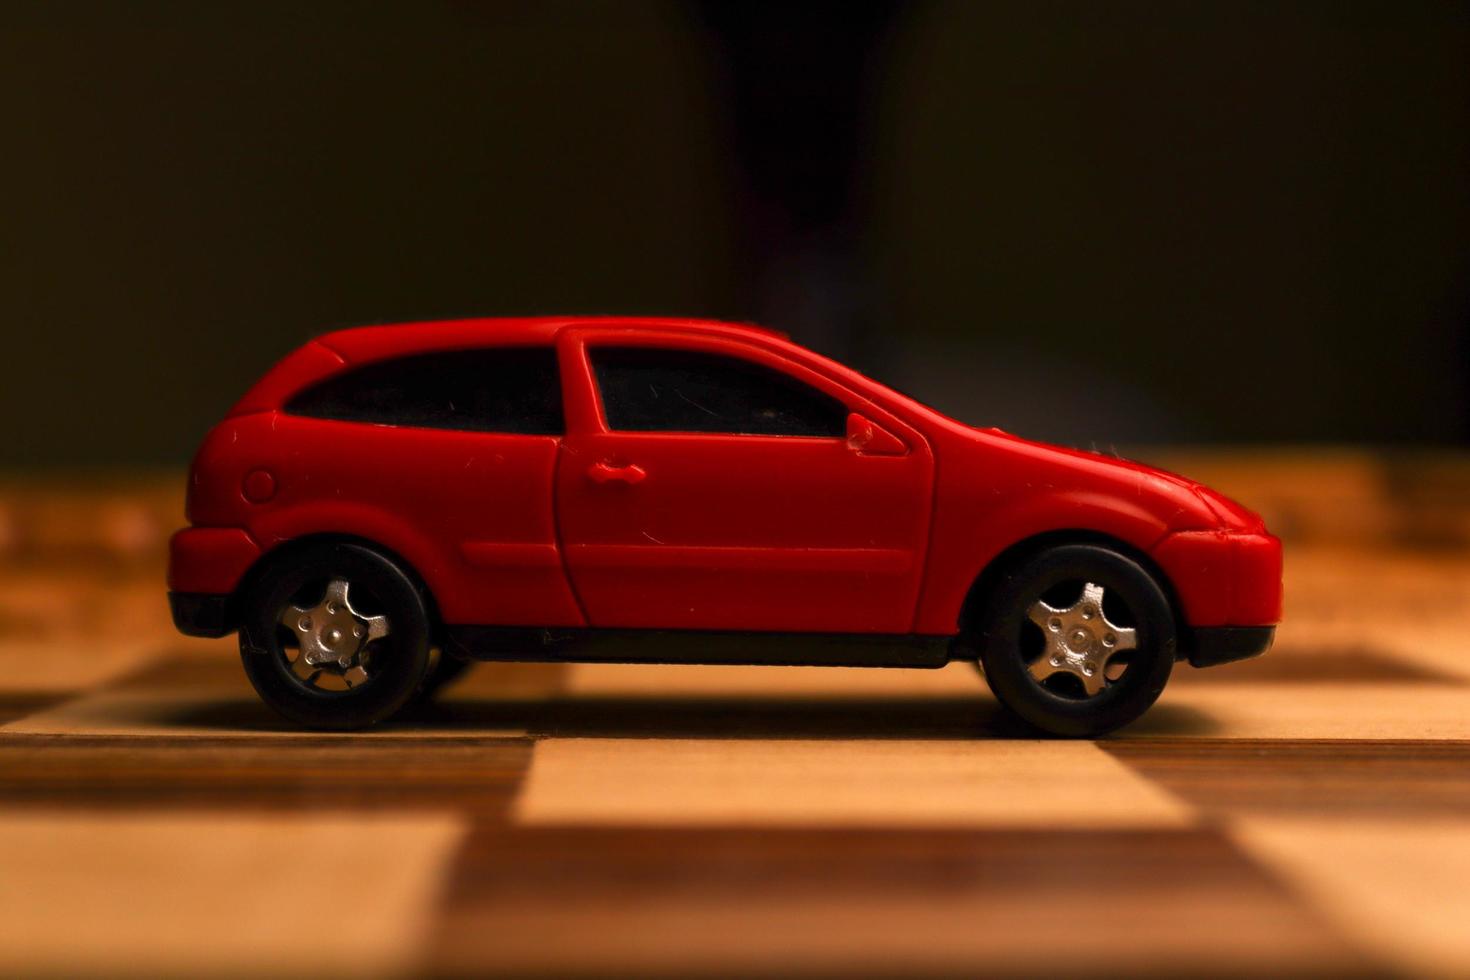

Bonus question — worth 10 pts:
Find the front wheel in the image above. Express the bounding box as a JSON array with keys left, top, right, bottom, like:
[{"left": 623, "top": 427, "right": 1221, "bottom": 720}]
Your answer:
[
  {"left": 974, "top": 544, "right": 1176, "bottom": 737},
  {"left": 238, "top": 542, "right": 433, "bottom": 730}
]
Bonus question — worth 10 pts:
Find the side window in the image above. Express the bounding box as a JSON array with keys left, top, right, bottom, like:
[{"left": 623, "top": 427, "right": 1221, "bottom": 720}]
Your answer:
[
  {"left": 590, "top": 346, "right": 847, "bottom": 437},
  {"left": 286, "top": 347, "right": 563, "bottom": 434}
]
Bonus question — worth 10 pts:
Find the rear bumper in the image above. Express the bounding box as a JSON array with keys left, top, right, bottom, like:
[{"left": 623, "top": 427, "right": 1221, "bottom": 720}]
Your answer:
[
  {"left": 1183, "top": 625, "right": 1274, "bottom": 668},
  {"left": 168, "top": 526, "right": 260, "bottom": 594},
  {"left": 169, "top": 592, "right": 235, "bottom": 638}
]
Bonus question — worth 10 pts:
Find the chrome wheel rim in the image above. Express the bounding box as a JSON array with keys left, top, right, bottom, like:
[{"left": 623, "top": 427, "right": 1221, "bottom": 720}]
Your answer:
[
  {"left": 276, "top": 577, "right": 390, "bottom": 692},
  {"left": 1024, "top": 581, "right": 1138, "bottom": 698}
]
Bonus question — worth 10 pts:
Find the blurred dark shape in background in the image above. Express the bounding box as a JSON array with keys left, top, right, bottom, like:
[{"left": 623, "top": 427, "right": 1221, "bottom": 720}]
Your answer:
[
  {"left": 1, "top": 0, "right": 1467, "bottom": 466},
  {"left": 693, "top": 0, "right": 902, "bottom": 363}
]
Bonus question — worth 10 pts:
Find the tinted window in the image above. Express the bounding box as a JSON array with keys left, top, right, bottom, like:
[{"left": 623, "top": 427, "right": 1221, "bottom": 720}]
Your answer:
[
  {"left": 591, "top": 346, "right": 846, "bottom": 436},
  {"left": 286, "top": 348, "right": 563, "bottom": 434}
]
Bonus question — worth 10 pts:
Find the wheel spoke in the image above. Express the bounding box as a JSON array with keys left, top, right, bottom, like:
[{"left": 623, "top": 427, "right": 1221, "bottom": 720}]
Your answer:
[
  {"left": 324, "top": 578, "right": 351, "bottom": 609},
  {"left": 279, "top": 603, "right": 314, "bottom": 630},
  {"left": 363, "top": 615, "right": 390, "bottom": 642},
  {"left": 1026, "top": 600, "right": 1061, "bottom": 631},
  {"left": 1028, "top": 655, "right": 1062, "bottom": 683}
]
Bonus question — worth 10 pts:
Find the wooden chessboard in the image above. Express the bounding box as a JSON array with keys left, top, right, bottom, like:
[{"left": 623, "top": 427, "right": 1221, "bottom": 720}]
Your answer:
[{"left": 2, "top": 451, "right": 1468, "bottom": 977}]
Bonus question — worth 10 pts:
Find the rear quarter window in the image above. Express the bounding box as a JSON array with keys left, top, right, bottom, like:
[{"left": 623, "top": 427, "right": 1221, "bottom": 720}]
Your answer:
[{"left": 285, "top": 347, "right": 563, "bottom": 434}]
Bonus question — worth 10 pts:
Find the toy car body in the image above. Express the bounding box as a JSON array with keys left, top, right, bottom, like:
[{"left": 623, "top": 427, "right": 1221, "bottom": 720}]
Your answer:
[{"left": 169, "top": 317, "right": 1281, "bottom": 734}]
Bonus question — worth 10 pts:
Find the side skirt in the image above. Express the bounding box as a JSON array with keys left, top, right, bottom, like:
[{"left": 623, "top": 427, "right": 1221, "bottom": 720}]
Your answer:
[{"left": 444, "top": 626, "right": 955, "bottom": 669}]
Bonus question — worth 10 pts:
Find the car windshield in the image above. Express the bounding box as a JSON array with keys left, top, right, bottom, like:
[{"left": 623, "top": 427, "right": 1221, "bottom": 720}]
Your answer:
[{"left": 798, "top": 345, "right": 979, "bottom": 430}]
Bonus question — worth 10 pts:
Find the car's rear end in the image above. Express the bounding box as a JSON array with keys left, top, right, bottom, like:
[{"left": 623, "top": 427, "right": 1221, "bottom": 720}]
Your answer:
[{"left": 167, "top": 340, "right": 346, "bottom": 638}]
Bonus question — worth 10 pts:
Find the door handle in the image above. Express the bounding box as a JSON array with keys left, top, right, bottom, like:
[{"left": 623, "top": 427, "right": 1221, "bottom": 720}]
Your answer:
[{"left": 587, "top": 460, "right": 647, "bottom": 485}]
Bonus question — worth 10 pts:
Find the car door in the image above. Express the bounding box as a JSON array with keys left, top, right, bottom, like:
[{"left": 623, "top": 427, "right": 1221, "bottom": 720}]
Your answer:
[{"left": 554, "top": 327, "right": 935, "bottom": 634}]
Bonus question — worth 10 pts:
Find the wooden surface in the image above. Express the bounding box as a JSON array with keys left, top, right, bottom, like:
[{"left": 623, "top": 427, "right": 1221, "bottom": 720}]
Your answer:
[{"left": 1, "top": 450, "right": 1469, "bottom": 977}]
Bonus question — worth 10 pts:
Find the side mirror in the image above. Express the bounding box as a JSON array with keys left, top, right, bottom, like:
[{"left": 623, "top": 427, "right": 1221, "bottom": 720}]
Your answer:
[{"left": 845, "top": 413, "right": 908, "bottom": 456}]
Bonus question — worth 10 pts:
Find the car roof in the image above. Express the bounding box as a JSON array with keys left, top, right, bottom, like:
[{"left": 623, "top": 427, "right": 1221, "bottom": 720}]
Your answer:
[
  {"left": 314, "top": 316, "right": 788, "bottom": 363},
  {"left": 227, "top": 317, "right": 792, "bottom": 416}
]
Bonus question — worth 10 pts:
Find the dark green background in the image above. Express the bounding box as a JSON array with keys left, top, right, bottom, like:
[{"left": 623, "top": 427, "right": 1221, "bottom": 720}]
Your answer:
[{"left": 3, "top": 1, "right": 1467, "bottom": 465}]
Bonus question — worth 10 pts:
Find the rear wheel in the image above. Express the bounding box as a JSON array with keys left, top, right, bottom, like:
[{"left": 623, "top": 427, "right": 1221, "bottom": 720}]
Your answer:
[
  {"left": 238, "top": 542, "right": 432, "bottom": 730},
  {"left": 973, "top": 544, "right": 1175, "bottom": 737}
]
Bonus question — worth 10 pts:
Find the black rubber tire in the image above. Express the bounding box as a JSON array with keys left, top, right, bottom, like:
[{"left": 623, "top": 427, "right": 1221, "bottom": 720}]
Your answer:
[
  {"left": 415, "top": 648, "right": 474, "bottom": 701},
  {"left": 238, "top": 541, "right": 433, "bottom": 730},
  {"left": 974, "top": 544, "right": 1175, "bottom": 737}
]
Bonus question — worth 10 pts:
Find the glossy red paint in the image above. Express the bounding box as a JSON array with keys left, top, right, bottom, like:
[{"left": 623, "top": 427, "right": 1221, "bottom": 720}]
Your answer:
[
  {"left": 167, "top": 526, "right": 259, "bottom": 595},
  {"left": 1153, "top": 529, "right": 1284, "bottom": 626},
  {"left": 553, "top": 326, "right": 934, "bottom": 632},
  {"left": 171, "top": 316, "right": 1282, "bottom": 641}
]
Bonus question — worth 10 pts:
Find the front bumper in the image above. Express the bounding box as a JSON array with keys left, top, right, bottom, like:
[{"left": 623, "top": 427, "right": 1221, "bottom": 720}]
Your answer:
[
  {"left": 1151, "top": 529, "right": 1283, "bottom": 627},
  {"left": 1182, "top": 625, "right": 1274, "bottom": 668},
  {"left": 169, "top": 592, "right": 235, "bottom": 638}
]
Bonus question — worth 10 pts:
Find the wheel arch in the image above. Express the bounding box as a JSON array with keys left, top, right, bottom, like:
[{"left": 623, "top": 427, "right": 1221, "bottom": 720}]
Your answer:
[{"left": 955, "top": 529, "right": 1186, "bottom": 647}]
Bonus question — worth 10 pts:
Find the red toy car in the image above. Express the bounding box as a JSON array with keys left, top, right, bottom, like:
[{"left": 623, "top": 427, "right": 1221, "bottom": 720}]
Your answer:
[{"left": 169, "top": 317, "right": 1281, "bottom": 735}]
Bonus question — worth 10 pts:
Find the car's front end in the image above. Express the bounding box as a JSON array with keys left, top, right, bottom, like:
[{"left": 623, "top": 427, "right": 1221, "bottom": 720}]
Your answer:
[
  {"left": 916, "top": 423, "right": 1284, "bottom": 672},
  {"left": 1151, "top": 508, "right": 1282, "bottom": 667}
]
